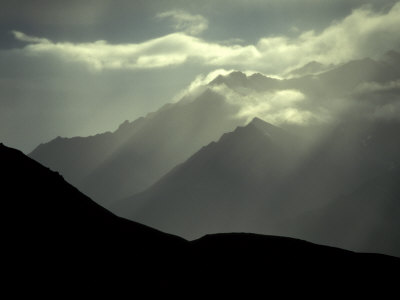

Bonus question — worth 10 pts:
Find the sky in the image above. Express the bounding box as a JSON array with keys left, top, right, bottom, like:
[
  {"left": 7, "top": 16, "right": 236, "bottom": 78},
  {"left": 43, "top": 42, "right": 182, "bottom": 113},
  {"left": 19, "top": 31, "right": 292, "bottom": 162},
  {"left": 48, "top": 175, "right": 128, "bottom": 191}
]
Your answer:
[{"left": 1, "top": 0, "right": 400, "bottom": 153}]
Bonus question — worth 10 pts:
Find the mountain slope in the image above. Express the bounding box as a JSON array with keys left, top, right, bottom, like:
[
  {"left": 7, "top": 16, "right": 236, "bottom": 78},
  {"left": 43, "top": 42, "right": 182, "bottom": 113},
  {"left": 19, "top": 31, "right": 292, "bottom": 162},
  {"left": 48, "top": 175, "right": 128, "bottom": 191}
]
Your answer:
[
  {"left": 190, "top": 233, "right": 398, "bottom": 290},
  {"left": 30, "top": 89, "right": 245, "bottom": 205},
  {"left": 1, "top": 143, "right": 186, "bottom": 254},
  {"left": 299, "top": 168, "right": 400, "bottom": 255},
  {"left": 113, "top": 118, "right": 304, "bottom": 238},
  {"left": 29, "top": 55, "right": 400, "bottom": 209},
  {"left": 1, "top": 142, "right": 189, "bottom": 292},
  {"left": 114, "top": 118, "right": 400, "bottom": 256},
  {"left": 1, "top": 143, "right": 399, "bottom": 294},
  {"left": 28, "top": 116, "right": 147, "bottom": 186}
]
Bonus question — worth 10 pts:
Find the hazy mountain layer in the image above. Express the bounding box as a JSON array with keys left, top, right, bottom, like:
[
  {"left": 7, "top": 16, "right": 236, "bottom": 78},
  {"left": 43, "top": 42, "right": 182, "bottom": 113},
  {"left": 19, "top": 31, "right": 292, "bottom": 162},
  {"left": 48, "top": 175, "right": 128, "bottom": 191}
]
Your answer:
[
  {"left": 29, "top": 54, "right": 400, "bottom": 208},
  {"left": 113, "top": 118, "right": 303, "bottom": 235},
  {"left": 115, "top": 118, "right": 400, "bottom": 256},
  {"left": 30, "top": 89, "right": 245, "bottom": 205}
]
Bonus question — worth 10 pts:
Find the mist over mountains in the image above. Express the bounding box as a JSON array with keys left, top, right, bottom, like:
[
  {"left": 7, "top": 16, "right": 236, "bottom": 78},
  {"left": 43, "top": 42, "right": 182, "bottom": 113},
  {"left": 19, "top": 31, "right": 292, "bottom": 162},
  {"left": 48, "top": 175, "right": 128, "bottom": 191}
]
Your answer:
[
  {"left": 30, "top": 89, "right": 245, "bottom": 204},
  {"left": 29, "top": 52, "right": 400, "bottom": 256},
  {"left": 115, "top": 117, "right": 400, "bottom": 255}
]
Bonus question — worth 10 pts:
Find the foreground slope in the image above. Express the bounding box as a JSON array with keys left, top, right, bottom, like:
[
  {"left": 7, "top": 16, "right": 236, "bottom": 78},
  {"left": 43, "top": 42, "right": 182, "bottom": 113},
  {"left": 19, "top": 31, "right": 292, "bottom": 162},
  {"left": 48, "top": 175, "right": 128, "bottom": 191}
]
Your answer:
[
  {"left": 1, "top": 143, "right": 187, "bottom": 287},
  {"left": 1, "top": 143, "right": 399, "bottom": 293}
]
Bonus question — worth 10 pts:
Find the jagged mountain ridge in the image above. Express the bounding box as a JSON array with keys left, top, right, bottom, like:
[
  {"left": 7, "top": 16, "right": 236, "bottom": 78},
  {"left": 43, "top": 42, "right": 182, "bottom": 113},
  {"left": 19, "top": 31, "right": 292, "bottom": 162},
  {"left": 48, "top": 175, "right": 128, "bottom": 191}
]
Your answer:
[
  {"left": 28, "top": 116, "right": 147, "bottom": 183},
  {"left": 30, "top": 89, "right": 245, "bottom": 205},
  {"left": 29, "top": 54, "right": 400, "bottom": 207}
]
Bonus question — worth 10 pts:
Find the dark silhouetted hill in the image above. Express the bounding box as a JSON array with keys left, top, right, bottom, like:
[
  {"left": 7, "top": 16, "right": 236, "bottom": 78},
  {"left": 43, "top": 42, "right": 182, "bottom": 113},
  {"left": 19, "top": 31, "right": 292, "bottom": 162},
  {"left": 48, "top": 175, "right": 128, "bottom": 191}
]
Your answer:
[
  {"left": 2, "top": 142, "right": 187, "bottom": 293},
  {"left": 190, "top": 233, "right": 398, "bottom": 290},
  {"left": 1, "top": 143, "right": 399, "bottom": 295}
]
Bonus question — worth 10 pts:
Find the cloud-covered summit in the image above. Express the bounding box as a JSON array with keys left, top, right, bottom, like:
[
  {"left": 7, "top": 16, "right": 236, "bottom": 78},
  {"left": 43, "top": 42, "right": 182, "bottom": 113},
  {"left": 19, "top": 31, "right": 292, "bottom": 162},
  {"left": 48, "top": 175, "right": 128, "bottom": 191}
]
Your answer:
[{"left": 191, "top": 54, "right": 400, "bottom": 126}]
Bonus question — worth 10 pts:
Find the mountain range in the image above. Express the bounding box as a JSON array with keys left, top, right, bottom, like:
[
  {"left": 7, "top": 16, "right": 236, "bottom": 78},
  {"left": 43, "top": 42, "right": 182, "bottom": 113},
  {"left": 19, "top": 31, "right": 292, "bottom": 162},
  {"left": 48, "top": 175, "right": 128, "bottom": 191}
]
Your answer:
[
  {"left": 30, "top": 89, "right": 245, "bottom": 205},
  {"left": 2, "top": 143, "right": 399, "bottom": 295},
  {"left": 30, "top": 54, "right": 400, "bottom": 203},
  {"left": 28, "top": 52, "right": 400, "bottom": 257},
  {"left": 115, "top": 117, "right": 400, "bottom": 255}
]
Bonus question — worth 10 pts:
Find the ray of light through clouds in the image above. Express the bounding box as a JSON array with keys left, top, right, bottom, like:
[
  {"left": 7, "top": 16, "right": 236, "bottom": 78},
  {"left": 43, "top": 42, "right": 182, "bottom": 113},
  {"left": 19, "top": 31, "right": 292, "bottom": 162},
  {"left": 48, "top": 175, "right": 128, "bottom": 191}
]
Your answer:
[{"left": 1, "top": 0, "right": 400, "bottom": 152}]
